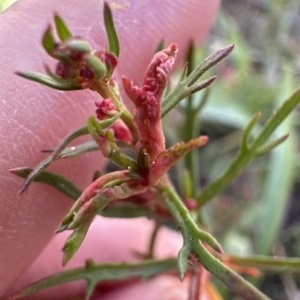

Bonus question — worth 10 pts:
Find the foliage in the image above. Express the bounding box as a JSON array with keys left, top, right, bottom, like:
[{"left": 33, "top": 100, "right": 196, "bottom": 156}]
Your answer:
[{"left": 7, "top": 2, "right": 300, "bottom": 300}]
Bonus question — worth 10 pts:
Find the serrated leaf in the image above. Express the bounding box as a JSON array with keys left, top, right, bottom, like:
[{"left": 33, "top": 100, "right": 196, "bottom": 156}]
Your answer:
[
  {"left": 54, "top": 14, "right": 73, "bottom": 41},
  {"left": 103, "top": 1, "right": 120, "bottom": 57}
]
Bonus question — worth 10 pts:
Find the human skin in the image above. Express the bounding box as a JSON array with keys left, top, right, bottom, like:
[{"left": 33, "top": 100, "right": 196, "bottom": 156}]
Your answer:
[{"left": 0, "top": 0, "right": 219, "bottom": 298}]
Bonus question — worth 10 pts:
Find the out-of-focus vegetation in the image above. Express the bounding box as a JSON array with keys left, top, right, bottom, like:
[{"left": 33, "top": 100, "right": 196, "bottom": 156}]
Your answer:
[{"left": 189, "top": 1, "right": 300, "bottom": 299}]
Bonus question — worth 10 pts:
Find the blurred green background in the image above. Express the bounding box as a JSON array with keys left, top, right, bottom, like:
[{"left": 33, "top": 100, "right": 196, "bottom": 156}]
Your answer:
[{"left": 185, "top": 1, "right": 300, "bottom": 299}]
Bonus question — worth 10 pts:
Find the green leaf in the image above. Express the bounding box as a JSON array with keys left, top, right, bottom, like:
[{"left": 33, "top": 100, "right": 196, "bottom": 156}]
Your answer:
[
  {"left": 162, "top": 44, "right": 234, "bottom": 117},
  {"left": 10, "top": 167, "right": 82, "bottom": 200},
  {"left": 103, "top": 1, "right": 120, "bottom": 57},
  {"left": 65, "top": 39, "right": 92, "bottom": 53},
  {"left": 7, "top": 259, "right": 177, "bottom": 300},
  {"left": 10, "top": 167, "right": 156, "bottom": 220},
  {"left": 54, "top": 14, "right": 73, "bottom": 42},
  {"left": 241, "top": 112, "right": 261, "bottom": 150},
  {"left": 255, "top": 133, "right": 289, "bottom": 156},
  {"left": 62, "top": 222, "right": 91, "bottom": 266},
  {"left": 42, "top": 25, "right": 57, "bottom": 57},
  {"left": 86, "top": 55, "right": 107, "bottom": 80},
  {"left": 60, "top": 140, "right": 99, "bottom": 159},
  {"left": 185, "top": 76, "right": 217, "bottom": 96},
  {"left": 16, "top": 71, "right": 83, "bottom": 91},
  {"left": 177, "top": 244, "right": 190, "bottom": 280},
  {"left": 15, "top": 125, "right": 89, "bottom": 195}
]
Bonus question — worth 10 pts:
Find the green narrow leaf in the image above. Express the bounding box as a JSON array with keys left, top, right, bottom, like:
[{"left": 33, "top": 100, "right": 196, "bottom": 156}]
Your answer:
[
  {"left": 241, "top": 112, "right": 262, "bottom": 150},
  {"left": 44, "top": 65, "right": 65, "bottom": 81},
  {"left": 15, "top": 125, "right": 89, "bottom": 195},
  {"left": 10, "top": 167, "right": 82, "bottom": 200},
  {"left": 162, "top": 44, "right": 234, "bottom": 117},
  {"left": 42, "top": 25, "right": 57, "bottom": 57},
  {"left": 62, "top": 222, "right": 92, "bottom": 266},
  {"left": 255, "top": 133, "right": 289, "bottom": 156},
  {"left": 61, "top": 141, "right": 99, "bottom": 159},
  {"left": 54, "top": 14, "right": 73, "bottom": 42},
  {"left": 177, "top": 244, "right": 190, "bottom": 280},
  {"left": 86, "top": 279, "right": 97, "bottom": 300},
  {"left": 185, "top": 76, "right": 217, "bottom": 96},
  {"left": 103, "top": 1, "right": 120, "bottom": 57},
  {"left": 16, "top": 71, "right": 83, "bottom": 91}
]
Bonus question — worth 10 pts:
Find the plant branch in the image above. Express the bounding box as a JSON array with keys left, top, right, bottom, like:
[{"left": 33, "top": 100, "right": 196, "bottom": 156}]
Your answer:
[
  {"left": 196, "top": 88, "right": 300, "bottom": 206},
  {"left": 7, "top": 258, "right": 177, "bottom": 300},
  {"left": 158, "top": 177, "right": 270, "bottom": 300}
]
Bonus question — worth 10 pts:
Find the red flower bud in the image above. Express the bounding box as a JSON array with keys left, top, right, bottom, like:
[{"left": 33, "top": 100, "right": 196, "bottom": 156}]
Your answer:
[
  {"left": 122, "top": 44, "right": 178, "bottom": 161},
  {"left": 95, "top": 98, "right": 118, "bottom": 120}
]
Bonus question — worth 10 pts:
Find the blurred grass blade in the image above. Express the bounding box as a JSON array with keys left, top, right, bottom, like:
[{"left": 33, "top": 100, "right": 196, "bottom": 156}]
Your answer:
[
  {"left": 255, "top": 66, "right": 296, "bottom": 255},
  {"left": 8, "top": 259, "right": 177, "bottom": 300},
  {"left": 103, "top": 1, "right": 120, "bottom": 57},
  {"left": 224, "top": 254, "right": 300, "bottom": 273},
  {"left": 54, "top": 14, "right": 73, "bottom": 41}
]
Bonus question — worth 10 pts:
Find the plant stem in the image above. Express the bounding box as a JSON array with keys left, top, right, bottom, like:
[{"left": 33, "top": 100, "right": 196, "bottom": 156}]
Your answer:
[
  {"left": 158, "top": 176, "right": 270, "bottom": 300},
  {"left": 196, "top": 88, "right": 300, "bottom": 206}
]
